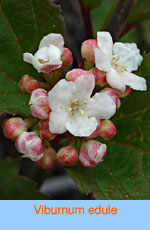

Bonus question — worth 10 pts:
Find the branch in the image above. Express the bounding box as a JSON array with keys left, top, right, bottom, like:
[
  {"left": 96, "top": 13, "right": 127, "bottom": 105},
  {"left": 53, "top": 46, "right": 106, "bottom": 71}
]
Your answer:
[
  {"left": 79, "top": 0, "right": 93, "bottom": 38},
  {"left": 106, "top": 0, "right": 137, "bottom": 41}
]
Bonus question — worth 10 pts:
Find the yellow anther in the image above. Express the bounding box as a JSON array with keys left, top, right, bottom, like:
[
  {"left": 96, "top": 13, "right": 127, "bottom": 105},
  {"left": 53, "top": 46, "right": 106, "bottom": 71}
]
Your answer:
[
  {"left": 112, "top": 63, "right": 118, "bottom": 68},
  {"left": 38, "top": 59, "right": 49, "bottom": 64},
  {"left": 112, "top": 56, "right": 120, "bottom": 61},
  {"left": 72, "top": 99, "right": 79, "bottom": 104},
  {"left": 78, "top": 109, "right": 84, "bottom": 115},
  {"left": 82, "top": 100, "right": 87, "bottom": 105},
  {"left": 118, "top": 64, "right": 125, "bottom": 72},
  {"left": 68, "top": 98, "right": 87, "bottom": 117},
  {"left": 68, "top": 107, "right": 72, "bottom": 112}
]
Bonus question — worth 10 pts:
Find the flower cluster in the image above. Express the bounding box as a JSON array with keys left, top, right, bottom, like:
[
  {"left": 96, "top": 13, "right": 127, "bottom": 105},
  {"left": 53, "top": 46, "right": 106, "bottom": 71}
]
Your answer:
[{"left": 2, "top": 32, "right": 147, "bottom": 169}]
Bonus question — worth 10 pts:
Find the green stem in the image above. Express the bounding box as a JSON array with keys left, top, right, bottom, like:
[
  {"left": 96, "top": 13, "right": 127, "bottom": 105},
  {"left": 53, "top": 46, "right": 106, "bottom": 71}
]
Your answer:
[
  {"left": 43, "top": 69, "right": 63, "bottom": 89},
  {"left": 25, "top": 117, "right": 39, "bottom": 129}
]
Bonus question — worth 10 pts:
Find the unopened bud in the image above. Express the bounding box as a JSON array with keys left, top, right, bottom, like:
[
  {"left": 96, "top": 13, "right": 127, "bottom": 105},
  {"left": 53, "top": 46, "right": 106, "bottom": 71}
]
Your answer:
[
  {"left": 39, "top": 119, "right": 57, "bottom": 141},
  {"left": 66, "top": 68, "right": 91, "bottom": 81},
  {"left": 29, "top": 89, "right": 51, "bottom": 120},
  {"left": 101, "top": 88, "right": 121, "bottom": 110},
  {"left": 87, "top": 119, "right": 102, "bottom": 138},
  {"left": 79, "top": 140, "right": 107, "bottom": 168},
  {"left": 61, "top": 48, "right": 73, "bottom": 69},
  {"left": 2, "top": 117, "right": 27, "bottom": 141},
  {"left": 115, "top": 86, "right": 132, "bottom": 98},
  {"left": 89, "top": 67, "right": 106, "bottom": 87},
  {"left": 36, "top": 142, "right": 57, "bottom": 169},
  {"left": 18, "top": 75, "right": 40, "bottom": 94},
  {"left": 81, "top": 39, "right": 98, "bottom": 69},
  {"left": 15, "top": 131, "right": 43, "bottom": 161},
  {"left": 99, "top": 120, "right": 116, "bottom": 140},
  {"left": 57, "top": 146, "right": 78, "bottom": 166}
]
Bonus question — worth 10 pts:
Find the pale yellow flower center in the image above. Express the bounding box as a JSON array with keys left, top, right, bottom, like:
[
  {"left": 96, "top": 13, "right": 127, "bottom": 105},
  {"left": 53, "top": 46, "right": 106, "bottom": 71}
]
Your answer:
[
  {"left": 111, "top": 55, "right": 125, "bottom": 72},
  {"left": 38, "top": 59, "right": 49, "bottom": 64},
  {"left": 68, "top": 99, "right": 87, "bottom": 117}
]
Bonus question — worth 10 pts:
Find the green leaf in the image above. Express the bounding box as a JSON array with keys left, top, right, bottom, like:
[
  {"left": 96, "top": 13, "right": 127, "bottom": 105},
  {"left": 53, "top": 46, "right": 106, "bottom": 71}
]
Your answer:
[
  {"left": 0, "top": 0, "right": 64, "bottom": 115},
  {"left": 81, "top": 0, "right": 102, "bottom": 10},
  {"left": 0, "top": 73, "right": 31, "bottom": 115},
  {"left": 66, "top": 53, "right": 150, "bottom": 200},
  {"left": 0, "top": 158, "right": 48, "bottom": 199}
]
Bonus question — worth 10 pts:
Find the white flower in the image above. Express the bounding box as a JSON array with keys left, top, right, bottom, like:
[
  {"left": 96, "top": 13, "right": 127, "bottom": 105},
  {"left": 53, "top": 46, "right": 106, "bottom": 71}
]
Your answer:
[
  {"left": 23, "top": 33, "right": 64, "bottom": 73},
  {"left": 48, "top": 73, "right": 116, "bottom": 137},
  {"left": 94, "top": 31, "right": 147, "bottom": 92}
]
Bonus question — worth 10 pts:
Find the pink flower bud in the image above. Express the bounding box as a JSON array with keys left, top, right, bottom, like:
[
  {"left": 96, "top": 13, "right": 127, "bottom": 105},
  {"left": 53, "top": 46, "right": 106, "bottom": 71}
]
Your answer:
[
  {"left": 39, "top": 119, "right": 57, "bottom": 141},
  {"left": 89, "top": 67, "right": 106, "bottom": 87},
  {"left": 99, "top": 120, "right": 116, "bottom": 140},
  {"left": 15, "top": 131, "right": 43, "bottom": 161},
  {"left": 29, "top": 89, "right": 51, "bottom": 120},
  {"left": 36, "top": 142, "right": 56, "bottom": 169},
  {"left": 115, "top": 86, "right": 132, "bottom": 98},
  {"left": 61, "top": 48, "right": 73, "bottom": 69},
  {"left": 57, "top": 146, "right": 78, "bottom": 166},
  {"left": 65, "top": 68, "right": 91, "bottom": 81},
  {"left": 2, "top": 117, "right": 27, "bottom": 141},
  {"left": 18, "top": 75, "right": 40, "bottom": 94},
  {"left": 87, "top": 119, "right": 102, "bottom": 138},
  {"left": 81, "top": 39, "right": 98, "bottom": 63},
  {"left": 79, "top": 140, "right": 107, "bottom": 168},
  {"left": 101, "top": 88, "right": 121, "bottom": 110}
]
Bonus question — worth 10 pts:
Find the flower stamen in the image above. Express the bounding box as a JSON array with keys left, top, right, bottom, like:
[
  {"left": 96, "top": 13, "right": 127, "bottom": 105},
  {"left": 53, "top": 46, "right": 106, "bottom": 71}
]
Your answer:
[
  {"left": 112, "top": 56, "right": 120, "bottom": 62},
  {"left": 78, "top": 109, "right": 84, "bottom": 115},
  {"left": 68, "top": 99, "right": 86, "bottom": 117},
  {"left": 118, "top": 64, "right": 125, "bottom": 72},
  {"left": 38, "top": 59, "right": 49, "bottom": 64},
  {"left": 111, "top": 55, "right": 125, "bottom": 73}
]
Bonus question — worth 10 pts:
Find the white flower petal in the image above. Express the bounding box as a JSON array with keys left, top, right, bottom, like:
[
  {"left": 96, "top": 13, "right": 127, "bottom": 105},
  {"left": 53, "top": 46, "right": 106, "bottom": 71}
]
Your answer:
[
  {"left": 113, "top": 42, "right": 143, "bottom": 72},
  {"left": 95, "top": 48, "right": 111, "bottom": 72},
  {"left": 66, "top": 116, "right": 98, "bottom": 137},
  {"left": 23, "top": 53, "right": 41, "bottom": 72},
  {"left": 47, "top": 45, "right": 62, "bottom": 65},
  {"left": 97, "top": 31, "right": 113, "bottom": 57},
  {"left": 120, "top": 71, "right": 147, "bottom": 91},
  {"left": 39, "top": 33, "right": 64, "bottom": 54},
  {"left": 86, "top": 91, "right": 116, "bottom": 119},
  {"left": 106, "top": 68, "right": 126, "bottom": 92},
  {"left": 48, "top": 79, "right": 76, "bottom": 111},
  {"left": 74, "top": 74, "right": 95, "bottom": 100},
  {"left": 49, "top": 111, "right": 68, "bottom": 134},
  {"left": 34, "top": 47, "right": 49, "bottom": 61}
]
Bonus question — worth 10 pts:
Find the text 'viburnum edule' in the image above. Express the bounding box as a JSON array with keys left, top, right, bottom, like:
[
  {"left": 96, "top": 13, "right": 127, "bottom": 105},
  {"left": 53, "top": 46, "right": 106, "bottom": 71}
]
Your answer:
[{"left": 2, "top": 32, "right": 147, "bottom": 169}]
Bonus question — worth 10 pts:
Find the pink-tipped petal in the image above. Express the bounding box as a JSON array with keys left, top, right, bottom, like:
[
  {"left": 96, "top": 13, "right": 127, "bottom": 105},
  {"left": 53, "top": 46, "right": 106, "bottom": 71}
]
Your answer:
[
  {"left": 15, "top": 131, "right": 43, "bottom": 161},
  {"left": 99, "top": 120, "right": 116, "bottom": 140},
  {"left": 79, "top": 140, "right": 107, "bottom": 167},
  {"left": 2, "top": 117, "right": 27, "bottom": 141},
  {"left": 57, "top": 146, "right": 78, "bottom": 166},
  {"left": 39, "top": 119, "right": 57, "bottom": 141},
  {"left": 36, "top": 142, "right": 57, "bottom": 169}
]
